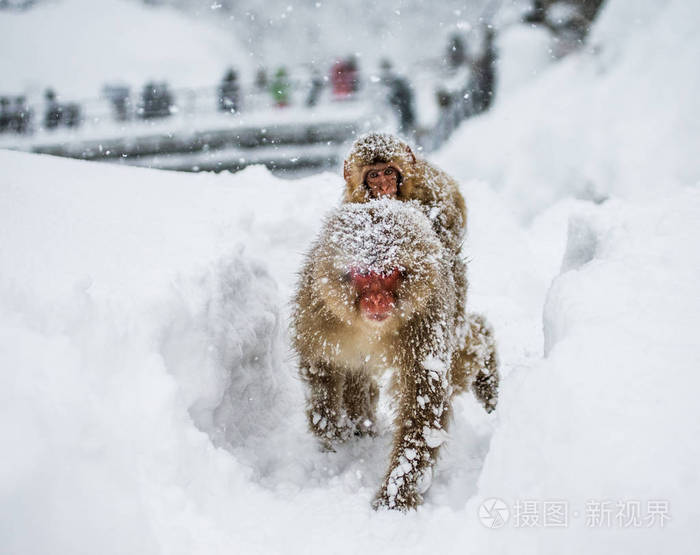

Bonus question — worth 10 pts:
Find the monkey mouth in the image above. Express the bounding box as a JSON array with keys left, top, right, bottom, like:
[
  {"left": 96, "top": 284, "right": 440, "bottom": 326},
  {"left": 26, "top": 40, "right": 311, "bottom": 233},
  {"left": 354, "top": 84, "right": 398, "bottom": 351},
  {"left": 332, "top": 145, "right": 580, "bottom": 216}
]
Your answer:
[
  {"left": 359, "top": 294, "right": 396, "bottom": 323},
  {"left": 360, "top": 303, "right": 395, "bottom": 323},
  {"left": 365, "top": 311, "right": 391, "bottom": 322}
]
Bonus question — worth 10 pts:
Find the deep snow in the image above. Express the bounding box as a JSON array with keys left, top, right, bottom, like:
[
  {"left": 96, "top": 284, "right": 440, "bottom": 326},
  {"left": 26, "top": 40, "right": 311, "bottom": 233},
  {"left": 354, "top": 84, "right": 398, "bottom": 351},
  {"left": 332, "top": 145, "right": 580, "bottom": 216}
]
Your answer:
[{"left": 1, "top": 0, "right": 699, "bottom": 553}]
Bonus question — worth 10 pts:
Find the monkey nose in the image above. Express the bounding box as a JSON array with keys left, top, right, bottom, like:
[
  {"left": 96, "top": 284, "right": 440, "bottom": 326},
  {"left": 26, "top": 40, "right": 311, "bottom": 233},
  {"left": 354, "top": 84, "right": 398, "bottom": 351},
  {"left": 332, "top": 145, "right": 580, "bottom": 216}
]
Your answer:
[
  {"left": 378, "top": 182, "right": 397, "bottom": 195},
  {"left": 367, "top": 292, "right": 394, "bottom": 311}
]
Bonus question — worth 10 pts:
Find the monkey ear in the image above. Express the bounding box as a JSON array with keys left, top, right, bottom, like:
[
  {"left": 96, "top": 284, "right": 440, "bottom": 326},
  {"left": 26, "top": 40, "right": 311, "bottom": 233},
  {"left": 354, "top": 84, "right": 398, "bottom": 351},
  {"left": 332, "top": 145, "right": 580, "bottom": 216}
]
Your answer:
[
  {"left": 405, "top": 145, "right": 417, "bottom": 164},
  {"left": 343, "top": 160, "right": 351, "bottom": 181}
]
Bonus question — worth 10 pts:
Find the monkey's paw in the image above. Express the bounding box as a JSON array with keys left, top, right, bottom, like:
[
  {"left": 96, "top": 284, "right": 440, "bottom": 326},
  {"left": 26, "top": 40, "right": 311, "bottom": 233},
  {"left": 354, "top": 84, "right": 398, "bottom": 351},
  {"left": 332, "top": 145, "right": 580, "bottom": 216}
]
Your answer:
[
  {"left": 372, "top": 480, "right": 422, "bottom": 512},
  {"left": 351, "top": 417, "right": 377, "bottom": 438},
  {"left": 473, "top": 370, "right": 499, "bottom": 414},
  {"left": 307, "top": 409, "right": 353, "bottom": 447}
]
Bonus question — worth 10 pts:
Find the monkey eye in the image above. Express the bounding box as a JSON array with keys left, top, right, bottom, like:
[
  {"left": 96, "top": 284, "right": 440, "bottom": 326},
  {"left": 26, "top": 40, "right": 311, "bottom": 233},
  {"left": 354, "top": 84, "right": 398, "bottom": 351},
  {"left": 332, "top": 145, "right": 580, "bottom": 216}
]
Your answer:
[
  {"left": 367, "top": 171, "right": 379, "bottom": 179},
  {"left": 384, "top": 168, "right": 395, "bottom": 176}
]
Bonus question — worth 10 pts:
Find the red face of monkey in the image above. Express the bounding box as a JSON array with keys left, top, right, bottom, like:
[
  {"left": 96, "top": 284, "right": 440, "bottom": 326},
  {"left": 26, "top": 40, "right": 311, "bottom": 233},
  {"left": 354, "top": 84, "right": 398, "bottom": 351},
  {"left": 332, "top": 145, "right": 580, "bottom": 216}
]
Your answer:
[
  {"left": 349, "top": 268, "right": 403, "bottom": 322},
  {"left": 364, "top": 163, "right": 400, "bottom": 199}
]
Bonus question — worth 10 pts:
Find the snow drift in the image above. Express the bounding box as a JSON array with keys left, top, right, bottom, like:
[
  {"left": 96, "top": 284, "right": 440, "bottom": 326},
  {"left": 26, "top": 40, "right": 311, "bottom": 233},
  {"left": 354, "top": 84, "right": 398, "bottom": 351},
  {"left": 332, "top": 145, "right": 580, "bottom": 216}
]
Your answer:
[{"left": 438, "top": 0, "right": 700, "bottom": 222}]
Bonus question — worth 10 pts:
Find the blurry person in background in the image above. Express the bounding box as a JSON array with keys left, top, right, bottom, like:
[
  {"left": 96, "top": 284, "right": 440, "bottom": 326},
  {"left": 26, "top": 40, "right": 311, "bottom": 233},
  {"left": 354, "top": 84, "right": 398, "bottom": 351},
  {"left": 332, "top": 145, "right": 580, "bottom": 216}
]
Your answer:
[
  {"left": 468, "top": 26, "right": 497, "bottom": 114},
  {"left": 44, "top": 88, "right": 62, "bottom": 130},
  {"left": 218, "top": 68, "right": 241, "bottom": 113},
  {"left": 43, "top": 89, "right": 81, "bottom": 131},
  {"left": 159, "top": 82, "right": 174, "bottom": 117},
  {"left": 446, "top": 33, "right": 467, "bottom": 70},
  {"left": 103, "top": 84, "right": 131, "bottom": 122},
  {"left": 11, "top": 96, "right": 32, "bottom": 134},
  {"left": 522, "top": 0, "right": 605, "bottom": 57},
  {"left": 331, "top": 58, "right": 352, "bottom": 99},
  {"left": 270, "top": 67, "right": 291, "bottom": 108},
  {"left": 254, "top": 67, "right": 268, "bottom": 92},
  {"left": 433, "top": 87, "right": 460, "bottom": 150},
  {"left": 523, "top": 0, "right": 546, "bottom": 24},
  {"left": 140, "top": 81, "right": 174, "bottom": 119},
  {"left": 62, "top": 102, "right": 81, "bottom": 129},
  {"left": 252, "top": 67, "right": 268, "bottom": 110},
  {"left": 346, "top": 55, "right": 360, "bottom": 94},
  {"left": 306, "top": 69, "right": 324, "bottom": 108},
  {"left": 0, "top": 97, "right": 10, "bottom": 133},
  {"left": 380, "top": 59, "right": 416, "bottom": 136},
  {"left": 140, "top": 82, "right": 157, "bottom": 119}
]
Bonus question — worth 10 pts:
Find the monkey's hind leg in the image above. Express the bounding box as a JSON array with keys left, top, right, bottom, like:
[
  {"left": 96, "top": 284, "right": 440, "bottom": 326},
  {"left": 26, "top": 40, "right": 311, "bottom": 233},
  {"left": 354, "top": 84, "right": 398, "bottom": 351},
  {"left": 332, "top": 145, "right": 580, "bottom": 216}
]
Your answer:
[
  {"left": 300, "top": 360, "right": 352, "bottom": 448},
  {"left": 342, "top": 369, "right": 379, "bottom": 437},
  {"left": 452, "top": 313, "right": 499, "bottom": 413}
]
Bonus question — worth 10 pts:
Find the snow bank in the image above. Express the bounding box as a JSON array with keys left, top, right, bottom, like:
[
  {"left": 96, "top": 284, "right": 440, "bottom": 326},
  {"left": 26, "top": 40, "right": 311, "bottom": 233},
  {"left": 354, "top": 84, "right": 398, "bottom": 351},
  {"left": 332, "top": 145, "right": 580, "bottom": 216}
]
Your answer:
[
  {"left": 0, "top": 0, "right": 251, "bottom": 96},
  {"left": 464, "top": 188, "right": 700, "bottom": 553},
  {"left": 496, "top": 25, "right": 553, "bottom": 98},
  {"left": 437, "top": 0, "right": 700, "bottom": 221}
]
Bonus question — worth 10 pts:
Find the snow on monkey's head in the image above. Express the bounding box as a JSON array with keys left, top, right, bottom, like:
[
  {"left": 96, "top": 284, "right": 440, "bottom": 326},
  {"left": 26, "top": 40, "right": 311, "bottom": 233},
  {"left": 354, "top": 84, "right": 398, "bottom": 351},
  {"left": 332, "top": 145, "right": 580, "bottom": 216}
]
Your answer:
[{"left": 310, "top": 198, "right": 450, "bottom": 328}]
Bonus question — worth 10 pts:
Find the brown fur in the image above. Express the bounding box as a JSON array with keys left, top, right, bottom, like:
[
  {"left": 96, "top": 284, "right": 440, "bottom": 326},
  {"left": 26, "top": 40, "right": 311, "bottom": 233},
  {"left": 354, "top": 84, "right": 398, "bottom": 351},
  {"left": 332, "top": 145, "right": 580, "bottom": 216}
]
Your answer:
[
  {"left": 292, "top": 200, "right": 498, "bottom": 510},
  {"left": 343, "top": 133, "right": 468, "bottom": 333},
  {"left": 342, "top": 134, "right": 498, "bottom": 416},
  {"left": 451, "top": 313, "right": 499, "bottom": 413},
  {"left": 343, "top": 132, "right": 467, "bottom": 255}
]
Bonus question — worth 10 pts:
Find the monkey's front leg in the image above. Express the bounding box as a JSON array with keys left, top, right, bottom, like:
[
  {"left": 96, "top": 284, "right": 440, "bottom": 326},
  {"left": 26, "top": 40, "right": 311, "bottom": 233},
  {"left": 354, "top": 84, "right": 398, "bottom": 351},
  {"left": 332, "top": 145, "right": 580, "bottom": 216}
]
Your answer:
[
  {"left": 300, "top": 360, "right": 351, "bottom": 448},
  {"left": 373, "top": 360, "right": 451, "bottom": 511}
]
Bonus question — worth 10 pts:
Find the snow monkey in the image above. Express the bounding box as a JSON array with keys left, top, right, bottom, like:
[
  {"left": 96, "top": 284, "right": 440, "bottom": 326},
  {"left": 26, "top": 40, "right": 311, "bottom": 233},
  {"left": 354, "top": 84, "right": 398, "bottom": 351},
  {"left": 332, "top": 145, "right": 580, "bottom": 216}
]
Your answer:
[
  {"left": 343, "top": 132, "right": 469, "bottom": 327},
  {"left": 343, "top": 132, "right": 466, "bottom": 254},
  {"left": 292, "top": 199, "right": 499, "bottom": 511},
  {"left": 343, "top": 131, "right": 497, "bottom": 414}
]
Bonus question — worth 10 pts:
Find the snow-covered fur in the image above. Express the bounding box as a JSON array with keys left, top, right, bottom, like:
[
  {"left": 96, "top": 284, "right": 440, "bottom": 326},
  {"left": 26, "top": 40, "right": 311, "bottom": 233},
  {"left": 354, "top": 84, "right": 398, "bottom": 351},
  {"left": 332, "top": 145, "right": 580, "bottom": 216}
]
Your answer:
[
  {"left": 343, "top": 132, "right": 469, "bottom": 339},
  {"left": 343, "top": 132, "right": 467, "bottom": 255},
  {"left": 452, "top": 313, "right": 499, "bottom": 412},
  {"left": 292, "top": 199, "right": 498, "bottom": 510}
]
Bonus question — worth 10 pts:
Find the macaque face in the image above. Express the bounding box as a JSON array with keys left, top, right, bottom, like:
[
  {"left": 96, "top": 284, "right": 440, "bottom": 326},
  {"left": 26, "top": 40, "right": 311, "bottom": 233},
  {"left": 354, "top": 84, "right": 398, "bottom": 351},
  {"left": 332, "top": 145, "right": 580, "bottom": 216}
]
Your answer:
[
  {"left": 309, "top": 199, "right": 444, "bottom": 332},
  {"left": 364, "top": 163, "right": 400, "bottom": 198},
  {"left": 349, "top": 268, "right": 403, "bottom": 322}
]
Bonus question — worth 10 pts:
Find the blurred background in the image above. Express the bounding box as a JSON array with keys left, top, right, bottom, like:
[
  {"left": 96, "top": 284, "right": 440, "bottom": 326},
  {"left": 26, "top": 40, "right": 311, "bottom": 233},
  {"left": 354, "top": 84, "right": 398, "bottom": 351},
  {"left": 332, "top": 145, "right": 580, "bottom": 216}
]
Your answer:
[{"left": 0, "top": 0, "right": 604, "bottom": 176}]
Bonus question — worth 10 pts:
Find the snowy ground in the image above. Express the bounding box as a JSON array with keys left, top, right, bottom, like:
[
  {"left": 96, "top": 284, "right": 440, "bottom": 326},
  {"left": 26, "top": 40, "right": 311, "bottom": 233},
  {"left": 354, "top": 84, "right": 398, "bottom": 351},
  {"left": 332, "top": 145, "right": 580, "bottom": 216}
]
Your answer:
[{"left": 1, "top": 1, "right": 699, "bottom": 554}]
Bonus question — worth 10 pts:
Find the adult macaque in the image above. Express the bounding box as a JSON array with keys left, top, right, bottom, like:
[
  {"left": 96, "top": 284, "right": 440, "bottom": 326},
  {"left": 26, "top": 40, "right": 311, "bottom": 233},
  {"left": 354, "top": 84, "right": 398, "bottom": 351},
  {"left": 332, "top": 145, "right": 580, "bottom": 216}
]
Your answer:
[{"left": 292, "top": 199, "right": 498, "bottom": 510}]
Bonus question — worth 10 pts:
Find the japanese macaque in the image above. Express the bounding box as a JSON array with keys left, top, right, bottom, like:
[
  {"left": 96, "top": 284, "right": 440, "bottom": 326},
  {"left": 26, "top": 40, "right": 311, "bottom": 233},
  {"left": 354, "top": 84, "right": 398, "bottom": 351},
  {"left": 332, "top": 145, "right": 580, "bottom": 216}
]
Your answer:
[
  {"left": 343, "top": 132, "right": 466, "bottom": 254},
  {"left": 343, "top": 132, "right": 469, "bottom": 329},
  {"left": 292, "top": 199, "right": 498, "bottom": 511},
  {"left": 343, "top": 133, "right": 497, "bottom": 410}
]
